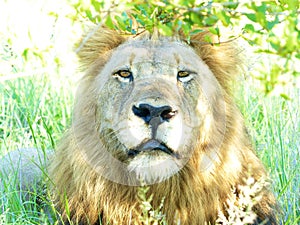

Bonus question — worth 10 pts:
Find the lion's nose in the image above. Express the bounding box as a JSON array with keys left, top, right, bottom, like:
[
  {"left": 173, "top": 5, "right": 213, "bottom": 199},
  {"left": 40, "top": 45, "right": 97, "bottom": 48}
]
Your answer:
[{"left": 132, "top": 103, "right": 177, "bottom": 125}]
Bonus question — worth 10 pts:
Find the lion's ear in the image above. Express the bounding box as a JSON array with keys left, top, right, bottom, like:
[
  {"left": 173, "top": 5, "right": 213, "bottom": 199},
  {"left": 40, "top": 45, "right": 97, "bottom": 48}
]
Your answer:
[
  {"left": 76, "top": 27, "right": 126, "bottom": 71},
  {"left": 189, "top": 31, "right": 241, "bottom": 92}
]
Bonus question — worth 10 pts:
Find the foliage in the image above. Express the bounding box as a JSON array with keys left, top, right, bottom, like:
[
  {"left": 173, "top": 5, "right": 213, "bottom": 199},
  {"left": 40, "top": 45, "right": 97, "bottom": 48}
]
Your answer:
[
  {"left": 137, "top": 185, "right": 166, "bottom": 224},
  {"left": 216, "top": 177, "right": 268, "bottom": 225},
  {"left": 67, "top": 0, "right": 300, "bottom": 97}
]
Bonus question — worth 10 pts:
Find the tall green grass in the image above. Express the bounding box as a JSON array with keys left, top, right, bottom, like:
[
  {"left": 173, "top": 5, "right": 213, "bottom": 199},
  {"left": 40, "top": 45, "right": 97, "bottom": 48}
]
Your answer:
[
  {"left": 235, "top": 80, "right": 300, "bottom": 224},
  {"left": 0, "top": 74, "right": 73, "bottom": 153},
  {"left": 0, "top": 72, "right": 73, "bottom": 224}
]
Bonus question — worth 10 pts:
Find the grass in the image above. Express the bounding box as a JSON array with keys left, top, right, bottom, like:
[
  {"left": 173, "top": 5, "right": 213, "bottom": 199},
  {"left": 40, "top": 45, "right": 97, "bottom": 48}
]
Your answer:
[
  {"left": 0, "top": 74, "right": 73, "bottom": 225},
  {"left": 0, "top": 21, "right": 76, "bottom": 222},
  {"left": 235, "top": 80, "right": 300, "bottom": 224}
]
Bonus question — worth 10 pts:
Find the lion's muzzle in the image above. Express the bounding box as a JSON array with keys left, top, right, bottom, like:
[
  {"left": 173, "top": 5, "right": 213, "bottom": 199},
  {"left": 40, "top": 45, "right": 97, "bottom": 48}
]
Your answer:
[{"left": 132, "top": 103, "right": 177, "bottom": 138}]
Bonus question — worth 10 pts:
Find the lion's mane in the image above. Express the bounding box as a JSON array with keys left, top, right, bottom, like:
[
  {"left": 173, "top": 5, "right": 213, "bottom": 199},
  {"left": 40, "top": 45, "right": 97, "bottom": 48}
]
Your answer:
[{"left": 49, "top": 28, "right": 278, "bottom": 224}]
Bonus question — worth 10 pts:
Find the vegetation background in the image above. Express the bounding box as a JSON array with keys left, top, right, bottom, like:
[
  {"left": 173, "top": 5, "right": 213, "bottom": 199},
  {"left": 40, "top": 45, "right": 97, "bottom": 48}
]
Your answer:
[{"left": 0, "top": 0, "right": 299, "bottom": 224}]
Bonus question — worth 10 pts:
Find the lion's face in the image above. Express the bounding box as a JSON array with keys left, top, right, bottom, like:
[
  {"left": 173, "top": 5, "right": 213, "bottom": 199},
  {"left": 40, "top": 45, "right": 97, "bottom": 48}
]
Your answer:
[{"left": 89, "top": 38, "right": 226, "bottom": 184}]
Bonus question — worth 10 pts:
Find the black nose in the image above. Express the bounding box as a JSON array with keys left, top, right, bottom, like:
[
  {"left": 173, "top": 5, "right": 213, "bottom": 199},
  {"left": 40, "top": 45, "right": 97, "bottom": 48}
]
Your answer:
[{"left": 132, "top": 103, "right": 176, "bottom": 124}]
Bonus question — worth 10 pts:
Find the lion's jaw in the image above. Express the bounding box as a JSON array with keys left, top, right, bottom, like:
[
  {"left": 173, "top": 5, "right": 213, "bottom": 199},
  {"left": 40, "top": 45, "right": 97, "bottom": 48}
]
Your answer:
[{"left": 93, "top": 38, "right": 225, "bottom": 184}]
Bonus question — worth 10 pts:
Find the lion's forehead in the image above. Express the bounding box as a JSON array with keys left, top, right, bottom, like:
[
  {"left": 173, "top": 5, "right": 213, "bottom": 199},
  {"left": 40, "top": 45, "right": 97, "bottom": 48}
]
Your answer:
[{"left": 110, "top": 40, "right": 202, "bottom": 70}]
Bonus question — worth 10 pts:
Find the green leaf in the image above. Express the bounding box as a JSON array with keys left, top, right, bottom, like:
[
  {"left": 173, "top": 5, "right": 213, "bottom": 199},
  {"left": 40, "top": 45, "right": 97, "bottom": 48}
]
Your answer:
[
  {"left": 85, "top": 9, "right": 93, "bottom": 21},
  {"left": 91, "top": 0, "right": 103, "bottom": 12},
  {"left": 245, "top": 13, "right": 257, "bottom": 23},
  {"left": 280, "top": 93, "right": 291, "bottom": 100},
  {"left": 226, "top": 2, "right": 239, "bottom": 9},
  {"left": 204, "top": 15, "right": 218, "bottom": 26},
  {"left": 286, "top": 0, "right": 299, "bottom": 10},
  {"left": 177, "top": 0, "right": 196, "bottom": 7},
  {"left": 105, "top": 15, "right": 114, "bottom": 29},
  {"left": 22, "top": 48, "right": 29, "bottom": 61},
  {"left": 269, "top": 36, "right": 280, "bottom": 52},
  {"left": 209, "top": 27, "right": 220, "bottom": 36},
  {"left": 180, "top": 22, "right": 191, "bottom": 37},
  {"left": 115, "top": 15, "right": 126, "bottom": 31},
  {"left": 158, "top": 23, "right": 173, "bottom": 36},
  {"left": 190, "top": 12, "right": 203, "bottom": 26},
  {"left": 266, "top": 18, "right": 278, "bottom": 31},
  {"left": 244, "top": 24, "right": 255, "bottom": 33},
  {"left": 256, "top": 12, "right": 267, "bottom": 28},
  {"left": 217, "top": 11, "right": 231, "bottom": 26},
  {"left": 190, "top": 29, "right": 203, "bottom": 35},
  {"left": 204, "top": 34, "right": 213, "bottom": 44}
]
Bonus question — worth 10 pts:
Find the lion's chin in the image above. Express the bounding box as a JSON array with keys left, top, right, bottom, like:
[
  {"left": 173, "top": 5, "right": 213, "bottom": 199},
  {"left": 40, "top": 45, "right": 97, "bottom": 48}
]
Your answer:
[{"left": 127, "top": 153, "right": 181, "bottom": 184}]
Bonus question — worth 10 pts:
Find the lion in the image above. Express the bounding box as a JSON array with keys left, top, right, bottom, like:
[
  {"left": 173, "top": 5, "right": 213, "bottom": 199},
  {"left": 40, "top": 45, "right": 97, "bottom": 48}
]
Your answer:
[{"left": 48, "top": 27, "right": 278, "bottom": 224}]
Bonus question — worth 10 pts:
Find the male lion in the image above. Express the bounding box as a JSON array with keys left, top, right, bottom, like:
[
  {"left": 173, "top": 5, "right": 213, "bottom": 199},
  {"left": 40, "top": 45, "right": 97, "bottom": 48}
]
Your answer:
[{"left": 49, "top": 27, "right": 278, "bottom": 224}]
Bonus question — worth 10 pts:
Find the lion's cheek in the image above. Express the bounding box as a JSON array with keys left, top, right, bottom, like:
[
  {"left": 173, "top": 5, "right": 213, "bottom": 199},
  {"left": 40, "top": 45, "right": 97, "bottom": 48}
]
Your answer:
[
  {"left": 114, "top": 116, "right": 151, "bottom": 148},
  {"left": 154, "top": 113, "right": 185, "bottom": 150}
]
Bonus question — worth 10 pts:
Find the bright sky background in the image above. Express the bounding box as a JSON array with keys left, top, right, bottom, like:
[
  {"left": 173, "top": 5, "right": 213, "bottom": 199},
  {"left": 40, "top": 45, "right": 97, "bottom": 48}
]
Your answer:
[{"left": 0, "top": 0, "right": 82, "bottom": 83}]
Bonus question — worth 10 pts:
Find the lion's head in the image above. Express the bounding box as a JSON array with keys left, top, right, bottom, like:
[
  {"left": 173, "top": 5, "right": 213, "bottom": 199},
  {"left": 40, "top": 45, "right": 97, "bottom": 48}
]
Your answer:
[
  {"left": 49, "top": 28, "right": 277, "bottom": 224},
  {"left": 71, "top": 29, "right": 237, "bottom": 185}
]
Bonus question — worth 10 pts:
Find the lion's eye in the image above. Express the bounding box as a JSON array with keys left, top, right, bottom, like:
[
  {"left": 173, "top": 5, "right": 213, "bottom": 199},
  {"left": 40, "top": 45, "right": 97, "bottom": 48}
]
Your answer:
[
  {"left": 177, "top": 71, "right": 193, "bottom": 82},
  {"left": 178, "top": 71, "right": 189, "bottom": 77},
  {"left": 113, "top": 70, "right": 133, "bottom": 82}
]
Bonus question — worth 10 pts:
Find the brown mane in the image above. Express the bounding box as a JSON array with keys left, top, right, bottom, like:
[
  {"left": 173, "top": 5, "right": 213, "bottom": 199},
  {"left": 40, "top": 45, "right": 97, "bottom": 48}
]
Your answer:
[{"left": 49, "top": 27, "right": 278, "bottom": 224}]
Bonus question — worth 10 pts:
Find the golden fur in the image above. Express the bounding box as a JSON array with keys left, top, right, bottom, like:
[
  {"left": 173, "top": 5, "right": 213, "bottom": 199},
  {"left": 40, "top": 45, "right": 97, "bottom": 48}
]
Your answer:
[{"left": 49, "top": 27, "right": 278, "bottom": 224}]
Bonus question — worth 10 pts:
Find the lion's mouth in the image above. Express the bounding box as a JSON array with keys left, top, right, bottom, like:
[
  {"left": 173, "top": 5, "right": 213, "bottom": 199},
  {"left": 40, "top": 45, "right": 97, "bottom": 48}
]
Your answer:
[{"left": 128, "top": 139, "right": 179, "bottom": 159}]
